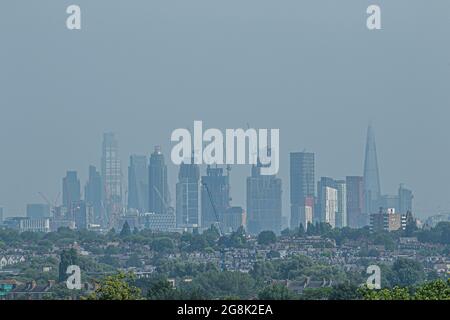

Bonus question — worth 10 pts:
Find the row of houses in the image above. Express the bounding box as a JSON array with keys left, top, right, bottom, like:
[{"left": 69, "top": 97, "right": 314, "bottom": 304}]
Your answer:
[{"left": 0, "top": 256, "right": 26, "bottom": 269}]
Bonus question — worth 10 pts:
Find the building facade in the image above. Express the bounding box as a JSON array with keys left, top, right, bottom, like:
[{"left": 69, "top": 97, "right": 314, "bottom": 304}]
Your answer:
[
  {"left": 62, "top": 171, "right": 81, "bottom": 209},
  {"left": 128, "top": 155, "right": 149, "bottom": 213},
  {"left": 101, "top": 132, "right": 123, "bottom": 227},
  {"left": 346, "top": 176, "right": 365, "bottom": 228},
  {"left": 246, "top": 163, "right": 282, "bottom": 235},
  {"left": 176, "top": 158, "right": 200, "bottom": 228},
  {"left": 201, "top": 166, "right": 230, "bottom": 230},
  {"left": 85, "top": 165, "right": 103, "bottom": 225},
  {"left": 148, "top": 146, "right": 169, "bottom": 214},
  {"left": 290, "top": 152, "right": 315, "bottom": 229}
]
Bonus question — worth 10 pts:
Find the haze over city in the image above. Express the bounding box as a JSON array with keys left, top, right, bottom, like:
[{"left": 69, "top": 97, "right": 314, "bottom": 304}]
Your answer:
[{"left": 1, "top": 0, "right": 450, "bottom": 220}]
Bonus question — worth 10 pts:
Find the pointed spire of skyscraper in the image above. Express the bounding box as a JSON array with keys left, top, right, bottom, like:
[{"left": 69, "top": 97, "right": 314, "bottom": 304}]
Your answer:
[{"left": 363, "top": 124, "right": 381, "bottom": 218}]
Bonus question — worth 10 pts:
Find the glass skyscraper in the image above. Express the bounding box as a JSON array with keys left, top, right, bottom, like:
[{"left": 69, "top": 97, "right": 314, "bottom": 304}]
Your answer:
[
  {"left": 346, "top": 176, "right": 365, "bottom": 228},
  {"left": 128, "top": 155, "right": 149, "bottom": 213},
  {"left": 148, "top": 146, "right": 169, "bottom": 214},
  {"left": 363, "top": 125, "right": 381, "bottom": 217},
  {"left": 201, "top": 165, "right": 230, "bottom": 230},
  {"left": 290, "top": 152, "right": 315, "bottom": 229},
  {"left": 101, "top": 132, "right": 123, "bottom": 227},
  {"left": 247, "top": 162, "right": 282, "bottom": 235},
  {"left": 85, "top": 165, "right": 103, "bottom": 225},
  {"left": 176, "top": 156, "right": 200, "bottom": 228},
  {"left": 62, "top": 171, "right": 81, "bottom": 209}
]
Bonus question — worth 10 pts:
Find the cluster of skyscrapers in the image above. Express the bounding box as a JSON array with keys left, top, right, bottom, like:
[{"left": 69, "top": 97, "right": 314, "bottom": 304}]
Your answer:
[
  {"left": 290, "top": 125, "right": 414, "bottom": 232},
  {"left": 2, "top": 125, "right": 414, "bottom": 235}
]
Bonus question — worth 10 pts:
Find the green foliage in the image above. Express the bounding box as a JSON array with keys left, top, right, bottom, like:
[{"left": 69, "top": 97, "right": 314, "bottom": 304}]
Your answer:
[
  {"left": 360, "top": 286, "right": 411, "bottom": 300},
  {"left": 417, "top": 222, "right": 450, "bottom": 245},
  {"left": 192, "top": 270, "right": 257, "bottom": 299},
  {"left": 389, "top": 258, "right": 425, "bottom": 287},
  {"left": 257, "top": 231, "right": 277, "bottom": 246},
  {"left": 85, "top": 272, "right": 142, "bottom": 300},
  {"left": 58, "top": 248, "right": 78, "bottom": 282},
  {"left": 329, "top": 282, "right": 362, "bottom": 300},
  {"left": 258, "top": 284, "right": 298, "bottom": 300},
  {"left": 146, "top": 277, "right": 176, "bottom": 300},
  {"left": 360, "top": 279, "right": 450, "bottom": 300},
  {"left": 414, "top": 279, "right": 450, "bottom": 300},
  {"left": 152, "top": 237, "right": 174, "bottom": 253},
  {"left": 219, "top": 226, "right": 247, "bottom": 248},
  {"left": 300, "top": 287, "right": 333, "bottom": 300},
  {"left": 120, "top": 221, "right": 132, "bottom": 237}
]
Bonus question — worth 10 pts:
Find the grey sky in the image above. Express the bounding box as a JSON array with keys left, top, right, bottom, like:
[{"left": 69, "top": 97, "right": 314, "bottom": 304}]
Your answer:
[{"left": 1, "top": 1, "right": 449, "bottom": 220}]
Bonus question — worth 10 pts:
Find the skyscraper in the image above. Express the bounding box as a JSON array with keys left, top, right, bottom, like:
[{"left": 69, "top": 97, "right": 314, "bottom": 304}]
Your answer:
[
  {"left": 101, "top": 132, "right": 123, "bottom": 227},
  {"left": 201, "top": 165, "right": 230, "bottom": 230},
  {"left": 247, "top": 162, "right": 282, "bottom": 235},
  {"left": 176, "top": 156, "right": 200, "bottom": 228},
  {"left": 317, "top": 177, "right": 338, "bottom": 228},
  {"left": 335, "top": 180, "right": 347, "bottom": 228},
  {"left": 363, "top": 125, "right": 381, "bottom": 217},
  {"left": 72, "top": 200, "right": 94, "bottom": 230},
  {"left": 0, "top": 206, "right": 4, "bottom": 224},
  {"left": 128, "top": 155, "right": 149, "bottom": 213},
  {"left": 62, "top": 171, "right": 81, "bottom": 209},
  {"left": 85, "top": 165, "right": 103, "bottom": 225},
  {"left": 148, "top": 146, "right": 169, "bottom": 214},
  {"left": 346, "top": 176, "right": 365, "bottom": 228},
  {"left": 398, "top": 184, "right": 413, "bottom": 214},
  {"left": 290, "top": 152, "right": 315, "bottom": 229}
]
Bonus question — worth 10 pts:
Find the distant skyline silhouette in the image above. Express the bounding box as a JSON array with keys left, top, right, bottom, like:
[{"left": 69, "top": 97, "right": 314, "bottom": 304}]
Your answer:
[{"left": 1, "top": 1, "right": 450, "bottom": 220}]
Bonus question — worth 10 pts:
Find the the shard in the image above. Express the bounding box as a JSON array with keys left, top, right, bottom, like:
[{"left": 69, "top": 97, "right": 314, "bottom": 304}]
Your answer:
[{"left": 363, "top": 125, "right": 381, "bottom": 219}]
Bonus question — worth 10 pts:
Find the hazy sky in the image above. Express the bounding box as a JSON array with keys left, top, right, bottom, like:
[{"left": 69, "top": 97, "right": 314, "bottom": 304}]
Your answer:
[{"left": 1, "top": 1, "right": 449, "bottom": 220}]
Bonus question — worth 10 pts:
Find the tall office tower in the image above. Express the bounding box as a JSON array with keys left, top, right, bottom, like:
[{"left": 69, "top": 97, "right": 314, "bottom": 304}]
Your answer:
[
  {"left": 26, "top": 204, "right": 51, "bottom": 219},
  {"left": 346, "top": 176, "right": 365, "bottom": 228},
  {"left": 72, "top": 200, "right": 94, "bottom": 230},
  {"left": 379, "top": 195, "right": 399, "bottom": 212},
  {"left": 201, "top": 165, "right": 230, "bottom": 230},
  {"left": 128, "top": 155, "right": 149, "bottom": 213},
  {"left": 398, "top": 184, "right": 413, "bottom": 213},
  {"left": 363, "top": 125, "right": 381, "bottom": 217},
  {"left": 335, "top": 180, "right": 347, "bottom": 228},
  {"left": 148, "top": 146, "right": 169, "bottom": 214},
  {"left": 247, "top": 162, "right": 282, "bottom": 235},
  {"left": 290, "top": 152, "right": 315, "bottom": 229},
  {"left": 85, "top": 165, "right": 103, "bottom": 225},
  {"left": 222, "top": 207, "right": 246, "bottom": 234},
  {"left": 0, "top": 206, "right": 3, "bottom": 224},
  {"left": 62, "top": 171, "right": 81, "bottom": 209},
  {"left": 101, "top": 132, "right": 123, "bottom": 227},
  {"left": 317, "top": 177, "right": 338, "bottom": 228},
  {"left": 176, "top": 156, "right": 200, "bottom": 228}
]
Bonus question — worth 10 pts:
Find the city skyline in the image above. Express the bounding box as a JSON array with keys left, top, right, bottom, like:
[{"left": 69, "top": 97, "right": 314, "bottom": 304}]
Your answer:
[
  {"left": 1, "top": 1, "right": 450, "bottom": 220},
  {"left": 0, "top": 125, "right": 417, "bottom": 231}
]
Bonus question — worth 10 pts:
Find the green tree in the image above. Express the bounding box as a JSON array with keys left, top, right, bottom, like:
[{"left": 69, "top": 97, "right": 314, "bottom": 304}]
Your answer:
[
  {"left": 329, "top": 282, "right": 362, "bottom": 300},
  {"left": 390, "top": 258, "right": 425, "bottom": 287},
  {"left": 257, "top": 231, "right": 277, "bottom": 246},
  {"left": 85, "top": 272, "right": 142, "bottom": 300},
  {"left": 414, "top": 279, "right": 450, "bottom": 300},
  {"left": 146, "top": 278, "right": 176, "bottom": 300},
  {"left": 258, "top": 284, "right": 297, "bottom": 300},
  {"left": 58, "top": 248, "right": 78, "bottom": 282},
  {"left": 120, "top": 221, "right": 132, "bottom": 237},
  {"left": 360, "top": 286, "right": 411, "bottom": 300}
]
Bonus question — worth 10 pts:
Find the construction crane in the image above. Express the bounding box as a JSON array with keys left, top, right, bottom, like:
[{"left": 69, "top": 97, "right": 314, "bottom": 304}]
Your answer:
[
  {"left": 201, "top": 182, "right": 223, "bottom": 237},
  {"left": 38, "top": 191, "right": 60, "bottom": 216},
  {"left": 201, "top": 181, "right": 227, "bottom": 271},
  {"left": 153, "top": 186, "right": 173, "bottom": 214}
]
